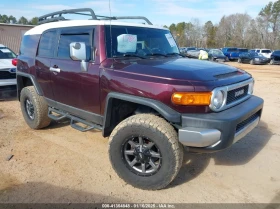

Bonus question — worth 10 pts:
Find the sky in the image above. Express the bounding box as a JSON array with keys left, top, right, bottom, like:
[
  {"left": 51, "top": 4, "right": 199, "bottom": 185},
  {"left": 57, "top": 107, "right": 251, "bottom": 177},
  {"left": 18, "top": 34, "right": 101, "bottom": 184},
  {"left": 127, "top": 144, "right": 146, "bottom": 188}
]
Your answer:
[{"left": 0, "top": 0, "right": 275, "bottom": 26}]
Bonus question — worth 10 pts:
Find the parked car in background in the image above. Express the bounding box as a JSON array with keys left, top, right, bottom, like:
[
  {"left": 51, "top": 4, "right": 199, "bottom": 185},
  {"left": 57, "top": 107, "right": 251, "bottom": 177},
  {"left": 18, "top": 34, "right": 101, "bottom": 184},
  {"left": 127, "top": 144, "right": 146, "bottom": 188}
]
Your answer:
[
  {"left": 221, "top": 47, "right": 238, "bottom": 61},
  {"left": 208, "top": 49, "right": 227, "bottom": 62},
  {"left": 270, "top": 50, "right": 280, "bottom": 65},
  {"left": 179, "top": 47, "right": 186, "bottom": 53},
  {"left": 185, "top": 49, "right": 200, "bottom": 59},
  {"left": 238, "top": 52, "right": 270, "bottom": 65},
  {"left": 0, "top": 44, "right": 17, "bottom": 98},
  {"left": 259, "top": 49, "right": 272, "bottom": 59}
]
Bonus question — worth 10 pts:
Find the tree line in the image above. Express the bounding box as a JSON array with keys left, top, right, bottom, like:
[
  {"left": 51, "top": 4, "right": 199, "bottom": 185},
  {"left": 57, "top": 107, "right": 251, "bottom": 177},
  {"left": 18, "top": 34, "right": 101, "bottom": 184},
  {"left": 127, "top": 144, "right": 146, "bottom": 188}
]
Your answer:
[
  {"left": 166, "top": 0, "right": 280, "bottom": 50},
  {"left": 0, "top": 15, "right": 38, "bottom": 25}
]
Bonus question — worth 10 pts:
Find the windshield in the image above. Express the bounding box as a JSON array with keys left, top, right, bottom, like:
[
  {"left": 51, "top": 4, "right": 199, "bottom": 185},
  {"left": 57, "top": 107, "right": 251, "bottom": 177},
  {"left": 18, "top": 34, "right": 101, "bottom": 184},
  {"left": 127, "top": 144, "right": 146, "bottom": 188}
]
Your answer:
[
  {"left": 212, "top": 49, "right": 224, "bottom": 56},
  {"left": 105, "top": 26, "right": 179, "bottom": 58},
  {"left": 227, "top": 48, "right": 238, "bottom": 52},
  {"left": 0, "top": 47, "right": 16, "bottom": 59},
  {"left": 261, "top": 50, "right": 271, "bottom": 53},
  {"left": 238, "top": 49, "right": 248, "bottom": 52}
]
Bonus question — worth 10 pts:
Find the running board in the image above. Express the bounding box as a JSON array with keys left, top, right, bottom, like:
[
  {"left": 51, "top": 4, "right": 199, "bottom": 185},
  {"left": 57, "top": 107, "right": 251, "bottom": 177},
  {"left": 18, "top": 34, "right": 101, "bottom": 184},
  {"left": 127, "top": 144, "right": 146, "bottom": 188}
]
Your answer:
[{"left": 48, "top": 107, "right": 102, "bottom": 132}]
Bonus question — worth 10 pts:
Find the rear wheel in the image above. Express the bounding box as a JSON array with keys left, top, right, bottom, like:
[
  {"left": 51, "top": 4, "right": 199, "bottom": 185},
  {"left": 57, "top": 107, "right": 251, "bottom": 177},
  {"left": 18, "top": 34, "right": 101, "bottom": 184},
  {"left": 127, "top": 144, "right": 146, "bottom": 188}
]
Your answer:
[
  {"left": 109, "top": 114, "right": 183, "bottom": 190},
  {"left": 20, "top": 86, "right": 51, "bottom": 129}
]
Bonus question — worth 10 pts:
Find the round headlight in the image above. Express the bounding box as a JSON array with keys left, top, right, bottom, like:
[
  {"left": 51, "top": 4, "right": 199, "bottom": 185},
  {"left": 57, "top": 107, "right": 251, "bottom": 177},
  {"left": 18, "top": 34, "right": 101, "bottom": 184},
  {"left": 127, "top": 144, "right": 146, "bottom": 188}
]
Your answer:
[
  {"left": 212, "top": 90, "right": 224, "bottom": 109},
  {"left": 248, "top": 81, "right": 254, "bottom": 94}
]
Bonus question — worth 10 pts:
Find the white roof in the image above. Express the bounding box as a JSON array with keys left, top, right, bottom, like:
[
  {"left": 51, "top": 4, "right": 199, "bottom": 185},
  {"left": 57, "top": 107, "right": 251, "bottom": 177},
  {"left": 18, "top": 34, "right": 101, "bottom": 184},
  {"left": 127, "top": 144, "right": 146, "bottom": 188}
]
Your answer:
[{"left": 25, "top": 20, "right": 168, "bottom": 35}]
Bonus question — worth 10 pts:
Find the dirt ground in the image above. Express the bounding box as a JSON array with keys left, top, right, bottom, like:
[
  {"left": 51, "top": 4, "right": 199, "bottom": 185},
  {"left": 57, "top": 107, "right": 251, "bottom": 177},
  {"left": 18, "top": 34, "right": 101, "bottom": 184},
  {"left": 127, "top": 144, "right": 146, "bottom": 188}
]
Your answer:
[{"left": 0, "top": 62, "right": 280, "bottom": 203}]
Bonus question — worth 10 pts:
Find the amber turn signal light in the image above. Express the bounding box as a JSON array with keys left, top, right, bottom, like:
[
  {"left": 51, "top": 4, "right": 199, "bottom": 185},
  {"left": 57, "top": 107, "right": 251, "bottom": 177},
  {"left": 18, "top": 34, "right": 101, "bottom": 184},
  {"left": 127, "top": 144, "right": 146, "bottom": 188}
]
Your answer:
[{"left": 171, "top": 92, "right": 212, "bottom": 105}]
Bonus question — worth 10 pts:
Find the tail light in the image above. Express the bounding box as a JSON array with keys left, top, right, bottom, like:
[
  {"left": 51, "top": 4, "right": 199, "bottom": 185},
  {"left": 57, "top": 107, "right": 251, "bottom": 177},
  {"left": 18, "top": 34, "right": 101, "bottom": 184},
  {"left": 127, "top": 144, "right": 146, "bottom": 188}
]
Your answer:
[{"left": 12, "top": 58, "right": 18, "bottom": 66}]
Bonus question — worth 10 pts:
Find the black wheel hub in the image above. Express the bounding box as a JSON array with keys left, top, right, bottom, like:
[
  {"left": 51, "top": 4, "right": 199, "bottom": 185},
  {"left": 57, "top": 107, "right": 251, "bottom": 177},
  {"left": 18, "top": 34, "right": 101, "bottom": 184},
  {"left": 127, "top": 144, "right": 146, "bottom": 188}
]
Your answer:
[
  {"left": 134, "top": 145, "right": 152, "bottom": 163},
  {"left": 123, "top": 136, "right": 162, "bottom": 176}
]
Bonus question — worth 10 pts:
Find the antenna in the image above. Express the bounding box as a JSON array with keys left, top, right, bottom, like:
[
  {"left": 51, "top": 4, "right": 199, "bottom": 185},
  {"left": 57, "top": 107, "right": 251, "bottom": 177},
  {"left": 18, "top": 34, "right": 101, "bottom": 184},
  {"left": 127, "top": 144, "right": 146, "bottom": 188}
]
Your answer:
[{"left": 109, "top": 0, "right": 113, "bottom": 62}]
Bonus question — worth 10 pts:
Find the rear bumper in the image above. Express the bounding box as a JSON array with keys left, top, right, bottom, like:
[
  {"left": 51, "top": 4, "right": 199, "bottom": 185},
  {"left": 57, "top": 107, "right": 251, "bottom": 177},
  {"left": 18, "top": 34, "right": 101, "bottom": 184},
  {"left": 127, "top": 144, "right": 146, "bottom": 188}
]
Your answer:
[{"left": 178, "top": 96, "right": 264, "bottom": 153}]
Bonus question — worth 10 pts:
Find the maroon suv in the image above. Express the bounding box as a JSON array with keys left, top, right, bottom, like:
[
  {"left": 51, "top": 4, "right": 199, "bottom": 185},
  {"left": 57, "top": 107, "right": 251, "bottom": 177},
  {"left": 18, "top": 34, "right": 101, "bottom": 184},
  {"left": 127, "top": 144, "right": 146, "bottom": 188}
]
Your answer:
[{"left": 16, "top": 8, "right": 264, "bottom": 190}]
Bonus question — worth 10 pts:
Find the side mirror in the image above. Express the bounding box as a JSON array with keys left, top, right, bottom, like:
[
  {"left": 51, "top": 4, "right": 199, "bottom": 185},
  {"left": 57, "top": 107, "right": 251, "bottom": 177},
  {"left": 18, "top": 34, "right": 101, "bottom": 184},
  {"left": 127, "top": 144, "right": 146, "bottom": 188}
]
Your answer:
[
  {"left": 70, "top": 42, "right": 88, "bottom": 72},
  {"left": 70, "top": 42, "right": 87, "bottom": 61}
]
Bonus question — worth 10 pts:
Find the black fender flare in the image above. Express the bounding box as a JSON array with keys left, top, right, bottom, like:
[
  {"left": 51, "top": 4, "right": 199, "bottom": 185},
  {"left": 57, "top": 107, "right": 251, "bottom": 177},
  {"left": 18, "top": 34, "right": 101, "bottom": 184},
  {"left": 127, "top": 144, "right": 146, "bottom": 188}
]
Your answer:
[
  {"left": 16, "top": 72, "right": 43, "bottom": 100},
  {"left": 102, "top": 92, "right": 181, "bottom": 137}
]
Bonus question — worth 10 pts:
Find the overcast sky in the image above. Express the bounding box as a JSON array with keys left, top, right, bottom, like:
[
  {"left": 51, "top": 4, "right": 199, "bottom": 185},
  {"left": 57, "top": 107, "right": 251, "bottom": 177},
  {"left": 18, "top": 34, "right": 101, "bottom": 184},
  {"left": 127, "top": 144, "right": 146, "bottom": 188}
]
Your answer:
[{"left": 0, "top": 0, "right": 274, "bottom": 26}]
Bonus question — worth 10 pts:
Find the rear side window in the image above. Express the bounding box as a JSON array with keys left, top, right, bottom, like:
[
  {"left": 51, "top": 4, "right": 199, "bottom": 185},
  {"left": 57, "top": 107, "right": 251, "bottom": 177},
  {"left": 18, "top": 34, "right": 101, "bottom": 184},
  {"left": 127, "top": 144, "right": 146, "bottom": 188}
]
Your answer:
[
  {"left": 57, "top": 34, "right": 91, "bottom": 60},
  {"left": 20, "top": 35, "right": 40, "bottom": 57},
  {"left": 256, "top": 50, "right": 260, "bottom": 53},
  {"left": 38, "top": 31, "right": 56, "bottom": 57},
  {"left": 261, "top": 50, "right": 271, "bottom": 53}
]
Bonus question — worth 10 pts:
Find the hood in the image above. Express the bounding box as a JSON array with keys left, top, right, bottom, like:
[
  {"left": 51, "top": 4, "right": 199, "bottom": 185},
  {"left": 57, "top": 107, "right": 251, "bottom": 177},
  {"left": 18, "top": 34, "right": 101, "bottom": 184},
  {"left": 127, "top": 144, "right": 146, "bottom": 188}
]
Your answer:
[
  {"left": 107, "top": 57, "right": 246, "bottom": 82},
  {"left": 0, "top": 59, "right": 14, "bottom": 69}
]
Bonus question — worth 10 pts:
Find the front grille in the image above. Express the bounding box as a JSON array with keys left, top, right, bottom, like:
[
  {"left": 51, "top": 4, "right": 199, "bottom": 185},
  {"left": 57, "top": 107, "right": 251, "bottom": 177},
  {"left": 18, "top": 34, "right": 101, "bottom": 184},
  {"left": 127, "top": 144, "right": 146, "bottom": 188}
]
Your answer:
[
  {"left": 226, "top": 85, "right": 249, "bottom": 105},
  {"left": 0, "top": 71, "right": 16, "bottom": 79},
  {"left": 236, "top": 111, "right": 260, "bottom": 133}
]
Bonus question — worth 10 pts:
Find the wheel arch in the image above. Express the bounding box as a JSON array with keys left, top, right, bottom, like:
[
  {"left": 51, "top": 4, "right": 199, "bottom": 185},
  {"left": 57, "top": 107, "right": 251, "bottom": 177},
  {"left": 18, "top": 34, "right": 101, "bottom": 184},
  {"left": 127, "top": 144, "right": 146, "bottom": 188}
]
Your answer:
[
  {"left": 102, "top": 92, "right": 181, "bottom": 137},
  {"left": 17, "top": 72, "right": 43, "bottom": 101}
]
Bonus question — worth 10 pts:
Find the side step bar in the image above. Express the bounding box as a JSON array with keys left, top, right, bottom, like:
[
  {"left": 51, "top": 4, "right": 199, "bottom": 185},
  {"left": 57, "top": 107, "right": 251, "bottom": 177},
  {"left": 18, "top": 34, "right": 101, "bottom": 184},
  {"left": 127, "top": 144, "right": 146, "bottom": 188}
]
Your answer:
[{"left": 48, "top": 107, "right": 102, "bottom": 132}]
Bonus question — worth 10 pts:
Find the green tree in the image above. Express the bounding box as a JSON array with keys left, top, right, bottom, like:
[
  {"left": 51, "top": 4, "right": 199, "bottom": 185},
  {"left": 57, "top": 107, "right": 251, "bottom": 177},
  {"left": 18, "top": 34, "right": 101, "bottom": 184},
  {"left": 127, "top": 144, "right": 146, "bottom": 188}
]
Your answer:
[
  {"left": 0, "top": 14, "right": 9, "bottom": 23},
  {"left": 8, "top": 15, "right": 17, "bottom": 24},
  {"left": 29, "top": 17, "right": 38, "bottom": 25},
  {"left": 18, "top": 16, "right": 29, "bottom": 25}
]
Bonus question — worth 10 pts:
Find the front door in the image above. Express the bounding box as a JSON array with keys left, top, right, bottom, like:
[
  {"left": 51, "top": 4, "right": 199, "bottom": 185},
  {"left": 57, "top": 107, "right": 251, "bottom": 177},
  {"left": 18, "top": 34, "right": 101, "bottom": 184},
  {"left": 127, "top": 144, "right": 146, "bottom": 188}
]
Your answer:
[{"left": 50, "top": 27, "right": 100, "bottom": 115}]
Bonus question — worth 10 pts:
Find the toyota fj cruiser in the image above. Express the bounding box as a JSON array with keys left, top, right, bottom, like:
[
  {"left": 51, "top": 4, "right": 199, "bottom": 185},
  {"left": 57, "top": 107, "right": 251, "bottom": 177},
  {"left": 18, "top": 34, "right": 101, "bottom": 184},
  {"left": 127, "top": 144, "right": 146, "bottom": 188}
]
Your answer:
[{"left": 16, "top": 8, "right": 264, "bottom": 190}]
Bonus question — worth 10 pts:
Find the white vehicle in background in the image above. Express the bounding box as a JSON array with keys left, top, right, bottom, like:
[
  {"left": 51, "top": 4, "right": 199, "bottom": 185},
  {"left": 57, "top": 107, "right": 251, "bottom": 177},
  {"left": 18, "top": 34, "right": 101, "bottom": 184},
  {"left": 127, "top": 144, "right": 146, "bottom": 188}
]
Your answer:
[
  {"left": 250, "top": 48, "right": 272, "bottom": 59},
  {"left": 0, "top": 44, "right": 17, "bottom": 97},
  {"left": 259, "top": 49, "right": 272, "bottom": 58}
]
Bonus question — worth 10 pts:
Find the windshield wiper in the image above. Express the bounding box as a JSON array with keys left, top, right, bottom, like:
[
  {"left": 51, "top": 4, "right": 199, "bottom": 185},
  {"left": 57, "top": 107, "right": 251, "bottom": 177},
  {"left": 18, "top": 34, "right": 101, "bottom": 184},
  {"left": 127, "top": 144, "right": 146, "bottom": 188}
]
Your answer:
[
  {"left": 166, "top": 52, "right": 182, "bottom": 57},
  {"left": 113, "top": 54, "right": 146, "bottom": 59},
  {"left": 146, "top": 53, "right": 167, "bottom": 57}
]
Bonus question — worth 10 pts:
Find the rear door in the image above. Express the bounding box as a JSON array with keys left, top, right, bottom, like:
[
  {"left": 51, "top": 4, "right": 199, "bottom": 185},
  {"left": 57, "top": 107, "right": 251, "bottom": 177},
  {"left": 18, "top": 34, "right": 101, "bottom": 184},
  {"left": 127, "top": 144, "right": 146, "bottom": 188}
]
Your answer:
[
  {"left": 50, "top": 26, "right": 100, "bottom": 114},
  {"left": 35, "top": 30, "right": 57, "bottom": 100}
]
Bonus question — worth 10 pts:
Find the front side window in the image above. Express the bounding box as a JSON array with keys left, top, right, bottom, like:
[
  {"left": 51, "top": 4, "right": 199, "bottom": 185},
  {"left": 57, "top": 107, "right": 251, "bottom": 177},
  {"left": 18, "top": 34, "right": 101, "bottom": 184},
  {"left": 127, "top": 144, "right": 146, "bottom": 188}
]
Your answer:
[
  {"left": 0, "top": 47, "right": 16, "bottom": 59},
  {"left": 38, "top": 31, "right": 56, "bottom": 57},
  {"left": 105, "top": 26, "right": 179, "bottom": 58},
  {"left": 57, "top": 34, "right": 91, "bottom": 60}
]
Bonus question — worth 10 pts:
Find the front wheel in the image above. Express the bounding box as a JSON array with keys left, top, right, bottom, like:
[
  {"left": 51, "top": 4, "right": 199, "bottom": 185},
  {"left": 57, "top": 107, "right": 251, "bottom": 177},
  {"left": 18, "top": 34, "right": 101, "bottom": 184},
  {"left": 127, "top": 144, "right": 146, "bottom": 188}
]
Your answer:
[
  {"left": 109, "top": 114, "right": 184, "bottom": 190},
  {"left": 270, "top": 59, "right": 274, "bottom": 65},
  {"left": 238, "top": 58, "right": 242, "bottom": 63},
  {"left": 250, "top": 60, "right": 255, "bottom": 65}
]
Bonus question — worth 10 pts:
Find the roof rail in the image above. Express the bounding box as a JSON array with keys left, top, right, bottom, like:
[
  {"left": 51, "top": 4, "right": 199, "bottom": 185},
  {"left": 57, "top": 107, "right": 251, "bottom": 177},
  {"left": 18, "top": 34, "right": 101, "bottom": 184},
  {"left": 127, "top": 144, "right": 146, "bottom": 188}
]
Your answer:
[
  {"left": 38, "top": 8, "right": 153, "bottom": 25},
  {"left": 38, "top": 8, "right": 97, "bottom": 25}
]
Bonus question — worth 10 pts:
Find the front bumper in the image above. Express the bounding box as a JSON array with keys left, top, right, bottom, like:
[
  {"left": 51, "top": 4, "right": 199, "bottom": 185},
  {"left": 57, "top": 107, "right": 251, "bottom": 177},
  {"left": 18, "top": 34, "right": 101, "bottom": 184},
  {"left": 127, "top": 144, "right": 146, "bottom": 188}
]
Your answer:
[
  {"left": 178, "top": 96, "right": 264, "bottom": 153},
  {"left": 0, "top": 79, "right": 16, "bottom": 86}
]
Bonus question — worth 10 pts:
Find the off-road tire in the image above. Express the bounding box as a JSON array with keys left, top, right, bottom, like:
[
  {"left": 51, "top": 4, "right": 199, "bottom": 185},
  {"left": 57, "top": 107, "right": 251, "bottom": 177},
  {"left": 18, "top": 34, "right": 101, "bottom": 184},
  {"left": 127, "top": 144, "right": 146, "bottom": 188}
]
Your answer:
[
  {"left": 20, "top": 86, "right": 51, "bottom": 129},
  {"left": 108, "top": 114, "right": 184, "bottom": 190}
]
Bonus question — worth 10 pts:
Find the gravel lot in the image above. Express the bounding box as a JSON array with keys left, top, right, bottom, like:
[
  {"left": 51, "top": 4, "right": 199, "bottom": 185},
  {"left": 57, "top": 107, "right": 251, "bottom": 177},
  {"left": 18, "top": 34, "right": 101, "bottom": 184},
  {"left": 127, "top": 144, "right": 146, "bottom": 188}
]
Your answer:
[{"left": 0, "top": 62, "right": 280, "bottom": 203}]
